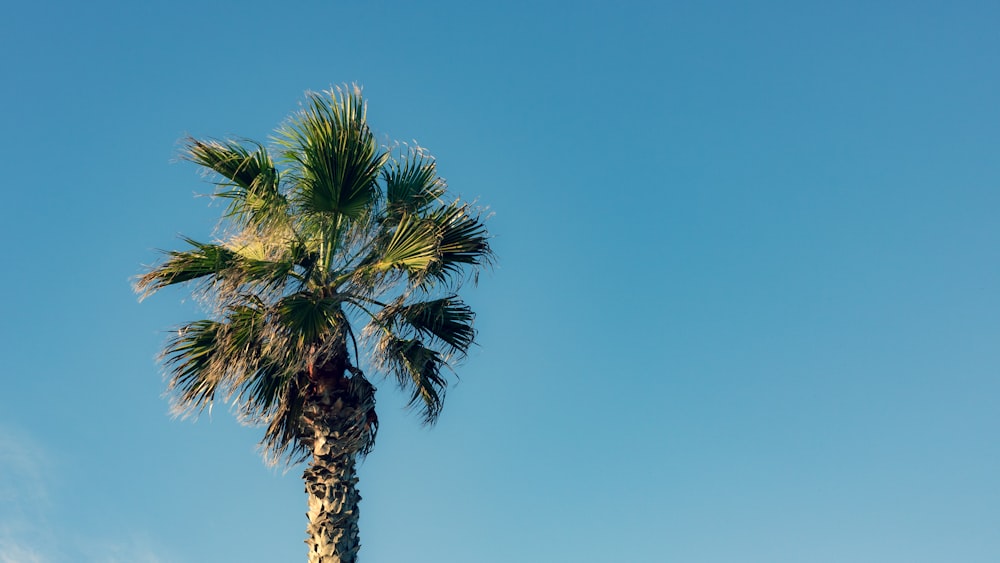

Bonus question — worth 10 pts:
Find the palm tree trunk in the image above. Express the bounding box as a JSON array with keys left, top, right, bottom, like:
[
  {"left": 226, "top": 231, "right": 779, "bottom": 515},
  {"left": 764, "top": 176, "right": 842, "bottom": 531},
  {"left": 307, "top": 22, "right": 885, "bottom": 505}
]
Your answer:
[
  {"left": 303, "top": 447, "right": 362, "bottom": 563},
  {"left": 301, "top": 356, "right": 376, "bottom": 563}
]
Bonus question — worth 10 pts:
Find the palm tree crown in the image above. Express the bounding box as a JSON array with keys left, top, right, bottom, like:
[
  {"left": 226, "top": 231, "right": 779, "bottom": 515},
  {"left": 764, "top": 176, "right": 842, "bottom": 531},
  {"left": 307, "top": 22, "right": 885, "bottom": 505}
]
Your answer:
[{"left": 136, "top": 86, "right": 491, "bottom": 562}]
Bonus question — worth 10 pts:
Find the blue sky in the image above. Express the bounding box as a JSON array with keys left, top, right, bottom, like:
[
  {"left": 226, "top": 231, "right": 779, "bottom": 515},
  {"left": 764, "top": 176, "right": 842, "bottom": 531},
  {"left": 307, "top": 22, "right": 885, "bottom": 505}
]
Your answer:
[{"left": 2, "top": 0, "right": 999, "bottom": 561}]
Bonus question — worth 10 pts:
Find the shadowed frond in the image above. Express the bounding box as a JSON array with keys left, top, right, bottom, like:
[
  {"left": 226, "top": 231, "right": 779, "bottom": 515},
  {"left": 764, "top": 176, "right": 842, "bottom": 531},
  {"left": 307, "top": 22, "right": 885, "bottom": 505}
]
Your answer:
[
  {"left": 277, "top": 292, "right": 345, "bottom": 346},
  {"left": 375, "top": 335, "right": 447, "bottom": 423},
  {"left": 258, "top": 377, "right": 309, "bottom": 463},
  {"left": 377, "top": 297, "right": 476, "bottom": 356},
  {"left": 163, "top": 298, "right": 275, "bottom": 414},
  {"left": 162, "top": 319, "right": 224, "bottom": 411}
]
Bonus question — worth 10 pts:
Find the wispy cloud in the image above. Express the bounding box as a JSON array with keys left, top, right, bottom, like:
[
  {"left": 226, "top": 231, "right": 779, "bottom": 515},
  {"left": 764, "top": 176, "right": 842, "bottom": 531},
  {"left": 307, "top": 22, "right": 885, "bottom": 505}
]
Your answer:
[
  {"left": 0, "top": 427, "right": 54, "bottom": 563},
  {"left": 0, "top": 427, "right": 51, "bottom": 508},
  {"left": 0, "top": 538, "right": 46, "bottom": 563},
  {"left": 0, "top": 426, "right": 176, "bottom": 563}
]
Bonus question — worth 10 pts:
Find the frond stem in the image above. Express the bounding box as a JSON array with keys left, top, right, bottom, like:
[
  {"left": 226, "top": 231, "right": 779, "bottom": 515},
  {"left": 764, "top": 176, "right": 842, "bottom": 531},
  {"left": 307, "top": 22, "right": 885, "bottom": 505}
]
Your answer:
[{"left": 345, "top": 321, "right": 361, "bottom": 369}]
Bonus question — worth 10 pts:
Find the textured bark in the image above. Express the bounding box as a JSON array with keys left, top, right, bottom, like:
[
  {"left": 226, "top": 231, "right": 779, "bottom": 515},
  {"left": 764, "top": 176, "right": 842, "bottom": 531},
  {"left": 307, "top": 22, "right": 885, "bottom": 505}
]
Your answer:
[
  {"left": 303, "top": 451, "right": 362, "bottom": 563},
  {"left": 301, "top": 361, "right": 376, "bottom": 563}
]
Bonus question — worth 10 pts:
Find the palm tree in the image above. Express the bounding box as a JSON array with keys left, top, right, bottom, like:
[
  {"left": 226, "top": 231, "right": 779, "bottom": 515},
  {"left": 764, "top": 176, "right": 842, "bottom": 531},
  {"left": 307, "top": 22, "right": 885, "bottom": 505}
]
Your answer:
[{"left": 136, "top": 86, "right": 492, "bottom": 563}]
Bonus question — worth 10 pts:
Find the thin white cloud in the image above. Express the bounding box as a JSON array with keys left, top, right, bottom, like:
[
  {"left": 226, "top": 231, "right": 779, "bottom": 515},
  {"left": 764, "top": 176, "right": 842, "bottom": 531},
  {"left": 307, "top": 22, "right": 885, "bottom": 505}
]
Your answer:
[
  {"left": 0, "top": 426, "right": 176, "bottom": 563},
  {"left": 0, "top": 427, "right": 51, "bottom": 508},
  {"left": 0, "top": 427, "right": 56, "bottom": 563},
  {"left": 0, "top": 538, "right": 47, "bottom": 563}
]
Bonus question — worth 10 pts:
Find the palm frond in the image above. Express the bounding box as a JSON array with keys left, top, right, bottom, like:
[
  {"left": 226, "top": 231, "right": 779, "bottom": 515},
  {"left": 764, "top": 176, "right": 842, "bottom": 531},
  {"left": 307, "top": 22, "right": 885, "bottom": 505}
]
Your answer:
[
  {"left": 375, "top": 335, "right": 447, "bottom": 423},
  {"left": 384, "top": 152, "right": 445, "bottom": 216},
  {"left": 278, "top": 87, "right": 388, "bottom": 221},
  {"left": 162, "top": 319, "right": 224, "bottom": 413},
  {"left": 184, "top": 138, "right": 288, "bottom": 229},
  {"left": 136, "top": 236, "right": 304, "bottom": 300},
  {"left": 224, "top": 233, "right": 306, "bottom": 287},
  {"left": 258, "top": 377, "right": 309, "bottom": 464},
  {"left": 425, "top": 202, "right": 493, "bottom": 284},
  {"left": 364, "top": 212, "right": 440, "bottom": 278},
  {"left": 276, "top": 292, "right": 346, "bottom": 347},
  {"left": 136, "top": 238, "right": 239, "bottom": 297},
  {"left": 379, "top": 297, "right": 476, "bottom": 356}
]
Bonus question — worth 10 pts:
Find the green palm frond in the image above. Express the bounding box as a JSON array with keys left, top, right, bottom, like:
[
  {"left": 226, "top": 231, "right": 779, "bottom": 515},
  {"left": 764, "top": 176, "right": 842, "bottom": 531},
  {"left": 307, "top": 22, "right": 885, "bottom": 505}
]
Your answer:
[
  {"left": 278, "top": 88, "right": 388, "bottom": 221},
  {"left": 136, "top": 237, "right": 302, "bottom": 299},
  {"left": 377, "top": 297, "right": 476, "bottom": 356},
  {"left": 376, "top": 335, "right": 447, "bottom": 422},
  {"left": 162, "top": 319, "right": 224, "bottom": 411},
  {"left": 165, "top": 298, "right": 281, "bottom": 415},
  {"left": 277, "top": 292, "right": 345, "bottom": 346},
  {"left": 185, "top": 138, "right": 288, "bottom": 229},
  {"left": 384, "top": 153, "right": 445, "bottom": 216},
  {"left": 368, "top": 212, "right": 440, "bottom": 276},
  {"left": 225, "top": 239, "right": 303, "bottom": 290},
  {"left": 352, "top": 202, "right": 491, "bottom": 288},
  {"left": 136, "top": 238, "right": 239, "bottom": 296},
  {"left": 427, "top": 202, "right": 492, "bottom": 283}
]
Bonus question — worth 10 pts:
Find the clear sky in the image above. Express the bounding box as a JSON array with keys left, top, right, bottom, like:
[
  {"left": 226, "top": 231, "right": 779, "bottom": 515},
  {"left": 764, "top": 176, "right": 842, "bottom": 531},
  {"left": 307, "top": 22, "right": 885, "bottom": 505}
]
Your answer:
[{"left": 2, "top": 1, "right": 999, "bottom": 561}]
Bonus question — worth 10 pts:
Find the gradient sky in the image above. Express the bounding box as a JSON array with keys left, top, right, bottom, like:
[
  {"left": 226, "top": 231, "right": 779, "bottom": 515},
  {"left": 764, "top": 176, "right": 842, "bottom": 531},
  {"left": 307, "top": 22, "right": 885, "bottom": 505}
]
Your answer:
[{"left": 2, "top": 1, "right": 999, "bottom": 562}]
